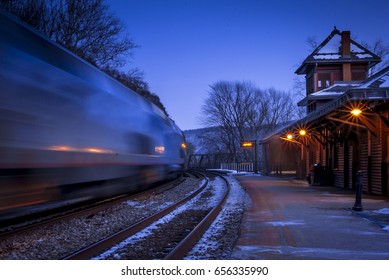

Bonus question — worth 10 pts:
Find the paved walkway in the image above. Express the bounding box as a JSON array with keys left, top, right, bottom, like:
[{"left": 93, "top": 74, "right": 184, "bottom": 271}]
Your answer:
[{"left": 231, "top": 175, "right": 389, "bottom": 260}]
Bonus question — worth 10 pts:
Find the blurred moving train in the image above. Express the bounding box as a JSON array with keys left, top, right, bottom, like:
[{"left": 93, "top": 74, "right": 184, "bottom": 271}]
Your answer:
[{"left": 0, "top": 10, "right": 186, "bottom": 220}]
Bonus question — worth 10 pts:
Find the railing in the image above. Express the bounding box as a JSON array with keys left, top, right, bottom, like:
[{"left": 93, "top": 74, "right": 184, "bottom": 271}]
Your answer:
[{"left": 220, "top": 162, "right": 254, "bottom": 172}]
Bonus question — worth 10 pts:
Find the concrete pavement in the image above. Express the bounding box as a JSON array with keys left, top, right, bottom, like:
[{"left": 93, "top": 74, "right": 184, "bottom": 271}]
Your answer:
[{"left": 231, "top": 175, "right": 389, "bottom": 260}]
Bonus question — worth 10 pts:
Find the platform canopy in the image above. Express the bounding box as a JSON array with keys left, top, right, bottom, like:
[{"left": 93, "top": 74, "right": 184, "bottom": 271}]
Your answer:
[{"left": 261, "top": 65, "right": 389, "bottom": 144}]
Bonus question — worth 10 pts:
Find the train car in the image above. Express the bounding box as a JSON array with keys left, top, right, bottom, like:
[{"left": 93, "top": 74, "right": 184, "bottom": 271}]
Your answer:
[{"left": 0, "top": 10, "right": 186, "bottom": 220}]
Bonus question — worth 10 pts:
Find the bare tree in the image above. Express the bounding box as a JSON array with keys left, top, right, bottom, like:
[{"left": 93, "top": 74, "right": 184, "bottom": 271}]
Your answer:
[
  {"left": 264, "top": 88, "right": 297, "bottom": 131},
  {"left": 361, "top": 38, "right": 389, "bottom": 75},
  {"left": 290, "top": 76, "right": 307, "bottom": 117},
  {"left": 305, "top": 35, "right": 319, "bottom": 52},
  {"left": 201, "top": 81, "right": 266, "bottom": 159},
  {"left": 1, "top": 0, "right": 136, "bottom": 69}
]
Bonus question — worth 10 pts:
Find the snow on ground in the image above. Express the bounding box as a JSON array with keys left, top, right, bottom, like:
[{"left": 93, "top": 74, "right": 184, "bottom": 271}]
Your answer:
[
  {"left": 93, "top": 177, "right": 231, "bottom": 260},
  {"left": 208, "top": 169, "right": 263, "bottom": 176},
  {"left": 266, "top": 220, "right": 306, "bottom": 226},
  {"left": 185, "top": 175, "right": 247, "bottom": 259},
  {"left": 373, "top": 208, "right": 389, "bottom": 215}
]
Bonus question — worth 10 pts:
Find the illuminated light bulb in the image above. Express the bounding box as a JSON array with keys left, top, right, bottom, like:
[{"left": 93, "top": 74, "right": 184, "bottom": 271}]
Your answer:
[
  {"left": 351, "top": 108, "right": 362, "bottom": 116},
  {"left": 286, "top": 134, "right": 293, "bottom": 140}
]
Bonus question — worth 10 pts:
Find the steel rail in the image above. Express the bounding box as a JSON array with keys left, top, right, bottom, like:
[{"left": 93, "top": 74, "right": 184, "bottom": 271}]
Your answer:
[
  {"left": 63, "top": 172, "right": 208, "bottom": 260},
  {"left": 164, "top": 172, "right": 230, "bottom": 259}
]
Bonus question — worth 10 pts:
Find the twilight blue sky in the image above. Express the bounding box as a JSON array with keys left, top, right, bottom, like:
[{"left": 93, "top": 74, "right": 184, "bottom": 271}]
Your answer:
[{"left": 107, "top": 0, "right": 389, "bottom": 130}]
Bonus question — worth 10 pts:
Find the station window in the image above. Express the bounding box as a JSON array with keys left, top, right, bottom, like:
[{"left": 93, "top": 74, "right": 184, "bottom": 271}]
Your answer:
[{"left": 317, "top": 73, "right": 331, "bottom": 90}]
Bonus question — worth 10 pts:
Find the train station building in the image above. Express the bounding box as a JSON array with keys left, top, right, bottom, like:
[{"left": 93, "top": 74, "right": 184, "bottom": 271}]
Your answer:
[{"left": 260, "top": 27, "right": 389, "bottom": 196}]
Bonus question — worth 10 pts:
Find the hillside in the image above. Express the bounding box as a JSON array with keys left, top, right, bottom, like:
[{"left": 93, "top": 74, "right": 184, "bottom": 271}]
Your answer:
[
  {"left": 183, "top": 127, "right": 221, "bottom": 154},
  {"left": 183, "top": 122, "right": 295, "bottom": 156}
]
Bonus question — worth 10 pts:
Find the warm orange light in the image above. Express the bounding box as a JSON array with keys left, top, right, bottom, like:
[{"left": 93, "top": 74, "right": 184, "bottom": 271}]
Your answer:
[
  {"left": 49, "top": 145, "right": 72, "bottom": 151},
  {"left": 286, "top": 133, "right": 293, "bottom": 140},
  {"left": 84, "top": 147, "right": 113, "bottom": 153},
  {"left": 351, "top": 108, "right": 362, "bottom": 116},
  {"left": 87, "top": 148, "right": 103, "bottom": 153},
  {"left": 241, "top": 141, "right": 254, "bottom": 148},
  {"left": 299, "top": 129, "right": 307, "bottom": 136},
  {"left": 181, "top": 143, "right": 187, "bottom": 149}
]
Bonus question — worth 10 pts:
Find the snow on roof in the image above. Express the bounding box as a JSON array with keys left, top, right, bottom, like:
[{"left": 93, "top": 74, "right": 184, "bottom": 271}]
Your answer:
[
  {"left": 296, "top": 28, "right": 381, "bottom": 73},
  {"left": 310, "top": 82, "right": 360, "bottom": 97},
  {"left": 313, "top": 32, "right": 375, "bottom": 60},
  {"left": 313, "top": 54, "right": 341, "bottom": 60},
  {"left": 317, "top": 34, "right": 341, "bottom": 54},
  {"left": 382, "top": 76, "right": 389, "bottom": 87},
  {"left": 359, "top": 66, "right": 389, "bottom": 89},
  {"left": 265, "top": 67, "right": 389, "bottom": 144}
]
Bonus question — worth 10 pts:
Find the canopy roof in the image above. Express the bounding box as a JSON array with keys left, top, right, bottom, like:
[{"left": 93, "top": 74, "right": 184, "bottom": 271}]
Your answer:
[{"left": 262, "top": 66, "right": 389, "bottom": 143}]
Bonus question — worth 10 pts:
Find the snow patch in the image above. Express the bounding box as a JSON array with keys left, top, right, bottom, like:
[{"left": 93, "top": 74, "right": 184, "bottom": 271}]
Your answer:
[
  {"left": 266, "top": 220, "right": 305, "bottom": 226},
  {"left": 373, "top": 208, "right": 389, "bottom": 215},
  {"left": 383, "top": 226, "right": 389, "bottom": 231},
  {"left": 185, "top": 176, "right": 246, "bottom": 259}
]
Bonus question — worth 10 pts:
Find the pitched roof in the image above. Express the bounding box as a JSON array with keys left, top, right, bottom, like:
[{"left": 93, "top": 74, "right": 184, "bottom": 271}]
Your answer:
[
  {"left": 262, "top": 65, "right": 389, "bottom": 143},
  {"left": 359, "top": 66, "right": 389, "bottom": 88},
  {"left": 297, "top": 82, "right": 360, "bottom": 106},
  {"left": 295, "top": 27, "right": 381, "bottom": 74}
]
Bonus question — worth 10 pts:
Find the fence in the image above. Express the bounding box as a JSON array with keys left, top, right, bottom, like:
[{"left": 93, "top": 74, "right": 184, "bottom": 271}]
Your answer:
[{"left": 220, "top": 162, "right": 254, "bottom": 172}]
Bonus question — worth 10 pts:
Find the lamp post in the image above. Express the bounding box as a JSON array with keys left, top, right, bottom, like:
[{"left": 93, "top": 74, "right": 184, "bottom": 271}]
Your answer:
[{"left": 352, "top": 171, "right": 364, "bottom": 211}]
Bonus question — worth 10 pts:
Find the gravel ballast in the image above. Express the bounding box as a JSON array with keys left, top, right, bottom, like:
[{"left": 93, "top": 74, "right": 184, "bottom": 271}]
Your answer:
[{"left": 0, "top": 175, "right": 247, "bottom": 260}]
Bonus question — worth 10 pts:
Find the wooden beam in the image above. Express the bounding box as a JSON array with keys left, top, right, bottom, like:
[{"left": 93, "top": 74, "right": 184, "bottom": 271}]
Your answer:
[{"left": 326, "top": 116, "right": 377, "bottom": 137}]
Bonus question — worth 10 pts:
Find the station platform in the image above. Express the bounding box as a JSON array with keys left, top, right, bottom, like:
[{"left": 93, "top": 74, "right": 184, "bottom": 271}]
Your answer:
[{"left": 231, "top": 175, "right": 389, "bottom": 260}]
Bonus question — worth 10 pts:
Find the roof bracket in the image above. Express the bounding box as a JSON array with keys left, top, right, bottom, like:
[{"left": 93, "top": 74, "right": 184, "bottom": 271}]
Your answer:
[
  {"left": 325, "top": 116, "right": 377, "bottom": 137},
  {"left": 371, "top": 110, "right": 389, "bottom": 129}
]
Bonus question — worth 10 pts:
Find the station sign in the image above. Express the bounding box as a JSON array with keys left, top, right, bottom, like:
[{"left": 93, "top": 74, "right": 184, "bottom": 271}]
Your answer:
[{"left": 241, "top": 141, "right": 255, "bottom": 148}]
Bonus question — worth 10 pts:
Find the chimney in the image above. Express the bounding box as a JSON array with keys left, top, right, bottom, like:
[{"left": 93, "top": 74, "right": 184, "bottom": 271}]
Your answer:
[
  {"left": 342, "top": 31, "right": 351, "bottom": 81},
  {"left": 341, "top": 31, "right": 351, "bottom": 57}
]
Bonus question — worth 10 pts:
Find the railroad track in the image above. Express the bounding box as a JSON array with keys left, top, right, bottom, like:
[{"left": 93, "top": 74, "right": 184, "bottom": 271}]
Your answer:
[
  {"left": 64, "top": 171, "right": 230, "bottom": 260},
  {"left": 0, "top": 176, "right": 186, "bottom": 237},
  {"left": 0, "top": 176, "right": 205, "bottom": 259},
  {"left": 0, "top": 171, "right": 234, "bottom": 260},
  {"left": 165, "top": 172, "right": 230, "bottom": 260}
]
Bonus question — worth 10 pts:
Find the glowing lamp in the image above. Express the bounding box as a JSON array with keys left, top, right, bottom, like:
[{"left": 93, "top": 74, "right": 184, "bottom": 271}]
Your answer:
[
  {"left": 299, "top": 129, "right": 307, "bottom": 136},
  {"left": 351, "top": 108, "right": 362, "bottom": 116},
  {"left": 241, "top": 141, "right": 255, "bottom": 148},
  {"left": 286, "top": 134, "right": 293, "bottom": 140}
]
